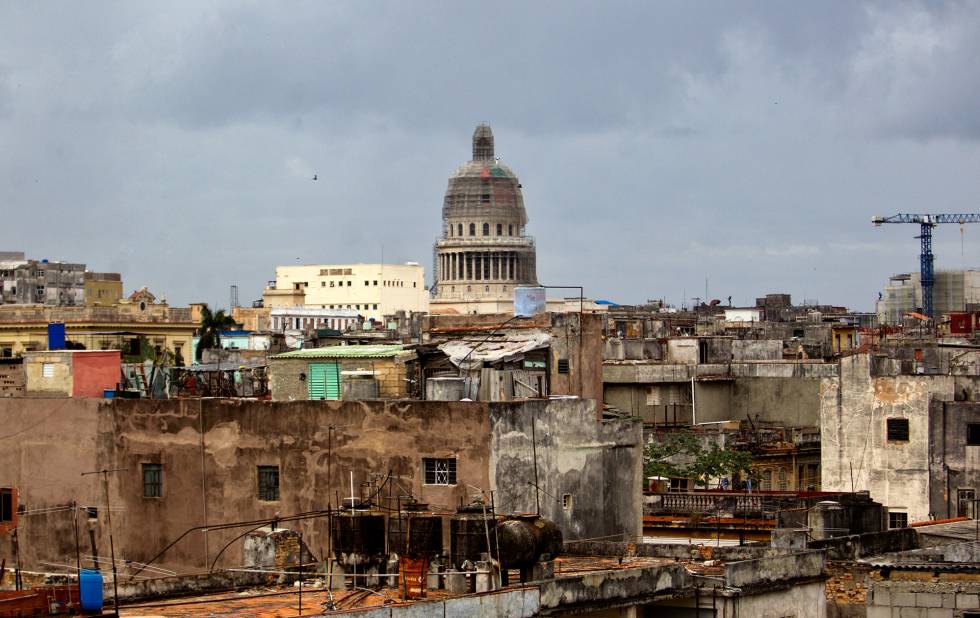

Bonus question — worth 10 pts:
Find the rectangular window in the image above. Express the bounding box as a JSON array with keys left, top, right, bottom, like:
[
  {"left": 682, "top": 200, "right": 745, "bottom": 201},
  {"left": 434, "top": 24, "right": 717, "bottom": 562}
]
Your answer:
[
  {"left": 886, "top": 418, "right": 909, "bottom": 442},
  {"left": 372, "top": 304, "right": 378, "bottom": 310},
  {"left": 888, "top": 511, "right": 908, "bottom": 529},
  {"left": 142, "top": 464, "right": 163, "bottom": 498},
  {"left": 968, "top": 424, "right": 980, "bottom": 446},
  {"left": 423, "top": 458, "right": 457, "bottom": 486},
  {"left": 958, "top": 489, "right": 976, "bottom": 518},
  {"left": 373, "top": 281, "right": 378, "bottom": 286},
  {"left": 0, "top": 488, "right": 13, "bottom": 523},
  {"left": 258, "top": 466, "right": 280, "bottom": 501},
  {"left": 41, "top": 363, "right": 54, "bottom": 378}
]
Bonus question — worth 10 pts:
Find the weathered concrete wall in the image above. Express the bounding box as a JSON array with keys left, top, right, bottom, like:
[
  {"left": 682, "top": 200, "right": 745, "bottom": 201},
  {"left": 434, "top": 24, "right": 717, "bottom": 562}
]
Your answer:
[
  {"left": 603, "top": 361, "right": 837, "bottom": 384},
  {"left": 604, "top": 376, "right": 821, "bottom": 427},
  {"left": 721, "top": 580, "right": 826, "bottom": 618},
  {"left": 667, "top": 339, "right": 699, "bottom": 364},
  {"left": 867, "top": 580, "right": 980, "bottom": 617},
  {"left": 538, "top": 563, "right": 687, "bottom": 611},
  {"left": 489, "top": 399, "right": 643, "bottom": 542},
  {"left": 724, "top": 550, "right": 825, "bottom": 588},
  {"left": 0, "top": 398, "right": 102, "bottom": 574},
  {"left": 929, "top": 400, "right": 980, "bottom": 519},
  {"left": 808, "top": 528, "right": 917, "bottom": 561},
  {"left": 23, "top": 351, "right": 73, "bottom": 396},
  {"left": 821, "top": 354, "right": 955, "bottom": 522},
  {"left": 0, "top": 398, "right": 491, "bottom": 574},
  {"left": 732, "top": 339, "right": 783, "bottom": 361},
  {"left": 547, "top": 312, "right": 604, "bottom": 407},
  {"left": 729, "top": 377, "right": 822, "bottom": 426}
]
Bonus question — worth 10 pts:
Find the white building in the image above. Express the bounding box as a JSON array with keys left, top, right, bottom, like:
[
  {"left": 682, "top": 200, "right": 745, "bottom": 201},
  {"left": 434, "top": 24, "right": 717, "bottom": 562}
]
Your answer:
[
  {"left": 263, "top": 262, "right": 428, "bottom": 322},
  {"left": 269, "top": 306, "right": 360, "bottom": 333},
  {"left": 723, "top": 307, "right": 764, "bottom": 323}
]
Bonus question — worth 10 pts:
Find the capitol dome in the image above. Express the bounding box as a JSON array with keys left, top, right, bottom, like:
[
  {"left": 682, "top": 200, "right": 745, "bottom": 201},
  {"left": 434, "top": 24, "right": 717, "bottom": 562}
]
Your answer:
[{"left": 432, "top": 124, "right": 538, "bottom": 303}]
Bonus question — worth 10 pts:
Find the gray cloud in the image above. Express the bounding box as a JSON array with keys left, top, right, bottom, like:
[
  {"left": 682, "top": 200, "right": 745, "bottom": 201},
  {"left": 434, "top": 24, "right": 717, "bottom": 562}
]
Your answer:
[{"left": 1, "top": 1, "right": 979, "bottom": 311}]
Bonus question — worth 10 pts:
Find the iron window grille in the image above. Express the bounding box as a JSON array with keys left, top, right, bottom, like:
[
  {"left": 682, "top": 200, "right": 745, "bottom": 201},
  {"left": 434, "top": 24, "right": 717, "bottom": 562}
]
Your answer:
[
  {"left": 258, "top": 466, "right": 280, "bottom": 501},
  {"left": 888, "top": 511, "right": 908, "bottom": 529},
  {"left": 423, "top": 458, "right": 457, "bottom": 486},
  {"left": 142, "top": 464, "right": 163, "bottom": 498}
]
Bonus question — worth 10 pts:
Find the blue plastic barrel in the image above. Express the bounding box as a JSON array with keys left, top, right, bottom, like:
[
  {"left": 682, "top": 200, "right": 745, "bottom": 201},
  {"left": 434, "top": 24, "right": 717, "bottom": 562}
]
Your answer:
[
  {"left": 103, "top": 389, "right": 115, "bottom": 399},
  {"left": 79, "top": 569, "right": 103, "bottom": 612}
]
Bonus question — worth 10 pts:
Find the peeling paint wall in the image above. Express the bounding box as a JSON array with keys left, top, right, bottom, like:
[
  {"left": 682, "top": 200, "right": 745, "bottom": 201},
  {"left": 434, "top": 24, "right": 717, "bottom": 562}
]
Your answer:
[
  {"left": 0, "top": 398, "right": 491, "bottom": 574},
  {"left": 488, "top": 399, "right": 643, "bottom": 542},
  {"left": 820, "top": 354, "right": 957, "bottom": 522},
  {"left": 929, "top": 400, "right": 980, "bottom": 519}
]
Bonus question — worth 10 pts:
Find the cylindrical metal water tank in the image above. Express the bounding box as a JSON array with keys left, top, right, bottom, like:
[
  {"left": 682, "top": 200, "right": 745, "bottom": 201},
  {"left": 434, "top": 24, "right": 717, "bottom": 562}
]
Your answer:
[
  {"left": 389, "top": 501, "right": 444, "bottom": 558},
  {"left": 495, "top": 515, "right": 563, "bottom": 569},
  {"left": 449, "top": 503, "right": 497, "bottom": 568},
  {"left": 331, "top": 509, "right": 387, "bottom": 566}
]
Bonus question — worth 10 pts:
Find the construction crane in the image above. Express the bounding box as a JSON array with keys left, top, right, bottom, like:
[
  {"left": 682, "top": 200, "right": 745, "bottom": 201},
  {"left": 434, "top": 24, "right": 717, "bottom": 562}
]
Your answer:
[{"left": 872, "top": 213, "right": 980, "bottom": 318}]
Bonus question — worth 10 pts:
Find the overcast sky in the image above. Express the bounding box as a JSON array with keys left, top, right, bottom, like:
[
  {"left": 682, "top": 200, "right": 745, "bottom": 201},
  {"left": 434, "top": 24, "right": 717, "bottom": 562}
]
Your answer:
[{"left": 2, "top": 1, "right": 979, "bottom": 311}]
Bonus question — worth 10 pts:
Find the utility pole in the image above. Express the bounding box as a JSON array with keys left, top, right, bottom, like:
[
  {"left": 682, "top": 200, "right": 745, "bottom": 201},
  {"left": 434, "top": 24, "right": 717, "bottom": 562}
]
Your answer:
[{"left": 82, "top": 468, "right": 127, "bottom": 617}]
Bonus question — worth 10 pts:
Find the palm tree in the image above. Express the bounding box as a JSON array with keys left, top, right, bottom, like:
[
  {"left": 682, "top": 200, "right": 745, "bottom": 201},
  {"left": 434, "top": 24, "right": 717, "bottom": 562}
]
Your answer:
[{"left": 196, "top": 305, "right": 239, "bottom": 361}]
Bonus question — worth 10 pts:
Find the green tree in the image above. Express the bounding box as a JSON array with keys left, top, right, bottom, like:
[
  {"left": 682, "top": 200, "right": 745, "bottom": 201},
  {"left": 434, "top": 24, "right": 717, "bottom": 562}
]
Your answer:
[
  {"left": 644, "top": 432, "right": 753, "bottom": 488},
  {"left": 196, "top": 306, "right": 239, "bottom": 361}
]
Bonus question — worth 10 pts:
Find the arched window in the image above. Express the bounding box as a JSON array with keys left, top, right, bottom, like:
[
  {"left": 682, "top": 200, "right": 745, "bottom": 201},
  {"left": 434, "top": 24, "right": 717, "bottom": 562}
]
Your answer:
[
  {"left": 458, "top": 223, "right": 463, "bottom": 236},
  {"left": 469, "top": 223, "right": 476, "bottom": 236},
  {"left": 448, "top": 225, "right": 453, "bottom": 237},
  {"left": 778, "top": 468, "right": 788, "bottom": 491},
  {"left": 761, "top": 470, "right": 772, "bottom": 491},
  {"left": 496, "top": 223, "right": 502, "bottom": 235},
  {"left": 482, "top": 223, "right": 489, "bottom": 236},
  {"left": 508, "top": 224, "right": 514, "bottom": 236}
]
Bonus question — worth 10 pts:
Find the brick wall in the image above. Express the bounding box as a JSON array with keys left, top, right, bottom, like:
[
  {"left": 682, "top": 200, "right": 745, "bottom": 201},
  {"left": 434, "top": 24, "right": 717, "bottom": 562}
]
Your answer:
[{"left": 867, "top": 579, "right": 980, "bottom": 618}]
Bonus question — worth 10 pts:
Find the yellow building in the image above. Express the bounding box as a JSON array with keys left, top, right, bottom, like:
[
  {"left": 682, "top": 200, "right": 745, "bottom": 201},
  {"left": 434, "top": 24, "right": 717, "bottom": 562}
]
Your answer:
[
  {"left": 84, "top": 272, "right": 123, "bottom": 307},
  {"left": 263, "top": 262, "right": 429, "bottom": 322},
  {"left": 232, "top": 306, "right": 271, "bottom": 332},
  {"left": 0, "top": 288, "right": 196, "bottom": 365}
]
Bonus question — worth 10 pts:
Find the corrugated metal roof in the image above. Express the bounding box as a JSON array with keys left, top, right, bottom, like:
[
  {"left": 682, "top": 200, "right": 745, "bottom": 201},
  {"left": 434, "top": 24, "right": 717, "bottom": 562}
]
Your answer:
[{"left": 270, "top": 344, "right": 410, "bottom": 360}]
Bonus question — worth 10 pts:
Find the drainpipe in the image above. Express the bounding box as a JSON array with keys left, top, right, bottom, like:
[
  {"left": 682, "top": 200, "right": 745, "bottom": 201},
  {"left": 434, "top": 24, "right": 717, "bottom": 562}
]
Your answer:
[{"left": 691, "top": 375, "right": 697, "bottom": 426}]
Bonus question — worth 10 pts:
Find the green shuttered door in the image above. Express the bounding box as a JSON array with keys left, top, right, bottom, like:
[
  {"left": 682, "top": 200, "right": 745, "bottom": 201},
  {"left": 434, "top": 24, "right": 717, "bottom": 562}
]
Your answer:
[{"left": 307, "top": 363, "right": 340, "bottom": 400}]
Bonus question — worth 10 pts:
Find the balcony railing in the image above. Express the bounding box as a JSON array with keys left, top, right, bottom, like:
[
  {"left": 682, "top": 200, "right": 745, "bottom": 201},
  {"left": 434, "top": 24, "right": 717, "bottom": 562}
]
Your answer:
[{"left": 434, "top": 236, "right": 536, "bottom": 248}]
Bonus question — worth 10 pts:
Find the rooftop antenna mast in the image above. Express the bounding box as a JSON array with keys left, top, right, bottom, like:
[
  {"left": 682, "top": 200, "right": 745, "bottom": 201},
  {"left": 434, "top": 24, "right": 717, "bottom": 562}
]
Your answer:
[{"left": 230, "top": 285, "right": 239, "bottom": 309}]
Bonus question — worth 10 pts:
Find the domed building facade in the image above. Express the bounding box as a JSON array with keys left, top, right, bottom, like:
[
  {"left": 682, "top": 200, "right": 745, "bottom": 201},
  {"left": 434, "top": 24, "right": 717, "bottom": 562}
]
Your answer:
[{"left": 431, "top": 124, "right": 539, "bottom": 314}]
